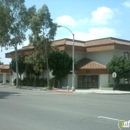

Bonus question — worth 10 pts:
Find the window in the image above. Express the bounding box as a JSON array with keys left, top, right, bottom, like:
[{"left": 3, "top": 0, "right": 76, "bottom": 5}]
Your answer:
[
  {"left": 124, "top": 52, "right": 129, "bottom": 59},
  {"left": 124, "top": 78, "right": 128, "bottom": 84}
]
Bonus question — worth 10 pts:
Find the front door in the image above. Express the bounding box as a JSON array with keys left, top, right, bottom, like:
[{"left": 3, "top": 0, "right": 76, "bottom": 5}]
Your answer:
[{"left": 78, "top": 75, "right": 98, "bottom": 88}]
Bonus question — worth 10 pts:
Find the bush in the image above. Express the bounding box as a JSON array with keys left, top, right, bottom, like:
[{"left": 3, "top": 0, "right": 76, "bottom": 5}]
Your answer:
[
  {"left": 116, "top": 84, "right": 130, "bottom": 91},
  {"left": 13, "top": 78, "right": 22, "bottom": 86},
  {"left": 6, "top": 80, "right": 9, "bottom": 83},
  {"left": 13, "top": 77, "right": 47, "bottom": 87},
  {"left": 108, "top": 82, "right": 113, "bottom": 87}
]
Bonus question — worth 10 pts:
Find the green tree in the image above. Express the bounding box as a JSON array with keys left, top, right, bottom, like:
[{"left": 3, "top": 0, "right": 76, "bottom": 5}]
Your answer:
[
  {"left": 10, "top": 56, "right": 25, "bottom": 79},
  {"left": 25, "top": 52, "right": 46, "bottom": 77},
  {"left": 48, "top": 50, "right": 73, "bottom": 88},
  {"left": 25, "top": 63, "right": 34, "bottom": 78},
  {"left": 29, "top": 4, "right": 57, "bottom": 87},
  {"left": 0, "top": 0, "right": 35, "bottom": 87},
  {"left": 0, "top": 1, "right": 11, "bottom": 44},
  {"left": 123, "top": 59, "right": 130, "bottom": 85},
  {"left": 107, "top": 56, "right": 126, "bottom": 84}
]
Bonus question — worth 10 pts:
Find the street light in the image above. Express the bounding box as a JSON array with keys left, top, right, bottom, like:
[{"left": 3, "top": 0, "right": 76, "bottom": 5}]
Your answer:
[{"left": 57, "top": 25, "right": 75, "bottom": 91}]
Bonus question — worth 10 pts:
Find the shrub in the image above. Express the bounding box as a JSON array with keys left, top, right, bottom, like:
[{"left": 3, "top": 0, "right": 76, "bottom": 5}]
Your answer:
[
  {"left": 116, "top": 84, "right": 130, "bottom": 91},
  {"left": 108, "top": 82, "right": 113, "bottom": 87},
  {"left": 13, "top": 78, "right": 22, "bottom": 86}
]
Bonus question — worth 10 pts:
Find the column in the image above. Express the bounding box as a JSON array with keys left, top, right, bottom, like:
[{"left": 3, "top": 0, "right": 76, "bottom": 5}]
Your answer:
[
  {"left": 9, "top": 75, "right": 13, "bottom": 85},
  {"left": 99, "top": 74, "right": 109, "bottom": 89},
  {"left": 3, "top": 73, "right": 6, "bottom": 84}
]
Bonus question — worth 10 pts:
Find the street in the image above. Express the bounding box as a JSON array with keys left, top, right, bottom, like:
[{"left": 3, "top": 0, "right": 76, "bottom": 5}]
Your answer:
[{"left": 0, "top": 86, "right": 130, "bottom": 130}]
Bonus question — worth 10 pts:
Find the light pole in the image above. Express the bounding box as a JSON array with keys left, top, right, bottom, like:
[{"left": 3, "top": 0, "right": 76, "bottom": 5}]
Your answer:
[
  {"left": 14, "top": 44, "right": 19, "bottom": 88},
  {"left": 57, "top": 25, "right": 75, "bottom": 91}
]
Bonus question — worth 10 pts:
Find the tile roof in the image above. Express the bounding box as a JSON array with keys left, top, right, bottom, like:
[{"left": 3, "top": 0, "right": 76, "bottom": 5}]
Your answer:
[
  {"left": 0, "top": 65, "right": 10, "bottom": 70},
  {"left": 5, "top": 37, "right": 130, "bottom": 58},
  {"left": 0, "top": 65, "right": 11, "bottom": 74},
  {"left": 77, "top": 58, "right": 107, "bottom": 69},
  {"left": 51, "top": 38, "right": 85, "bottom": 47},
  {"left": 85, "top": 37, "right": 130, "bottom": 47}
]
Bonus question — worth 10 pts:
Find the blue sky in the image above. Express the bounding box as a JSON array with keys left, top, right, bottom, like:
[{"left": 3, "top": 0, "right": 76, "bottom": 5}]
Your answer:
[{"left": 1, "top": 0, "right": 130, "bottom": 64}]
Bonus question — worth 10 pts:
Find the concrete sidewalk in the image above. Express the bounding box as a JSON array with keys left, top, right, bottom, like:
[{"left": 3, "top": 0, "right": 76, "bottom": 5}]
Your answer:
[
  {"left": 1, "top": 84, "right": 130, "bottom": 94},
  {"left": 50, "top": 89, "right": 130, "bottom": 94},
  {"left": 75, "top": 89, "right": 130, "bottom": 94}
]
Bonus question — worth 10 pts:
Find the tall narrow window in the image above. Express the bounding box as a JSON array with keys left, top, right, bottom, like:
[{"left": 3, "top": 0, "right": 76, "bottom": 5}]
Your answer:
[{"left": 125, "top": 52, "right": 129, "bottom": 59}]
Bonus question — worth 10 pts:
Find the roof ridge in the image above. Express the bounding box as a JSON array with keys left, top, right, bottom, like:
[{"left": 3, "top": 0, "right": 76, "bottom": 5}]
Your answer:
[
  {"left": 83, "top": 58, "right": 106, "bottom": 66},
  {"left": 77, "top": 58, "right": 106, "bottom": 69}
]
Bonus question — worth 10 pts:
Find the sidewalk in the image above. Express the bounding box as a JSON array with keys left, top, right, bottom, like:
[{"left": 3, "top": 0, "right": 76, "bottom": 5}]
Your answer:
[
  {"left": 50, "top": 89, "right": 130, "bottom": 94},
  {"left": 75, "top": 89, "right": 130, "bottom": 94},
  {"left": 1, "top": 84, "right": 130, "bottom": 94}
]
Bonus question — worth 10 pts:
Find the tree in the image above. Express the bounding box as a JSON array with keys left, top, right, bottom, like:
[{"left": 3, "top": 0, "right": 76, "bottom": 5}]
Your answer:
[
  {"left": 10, "top": 56, "right": 25, "bottom": 79},
  {"left": 0, "top": 61, "right": 4, "bottom": 65},
  {"left": 122, "top": 59, "right": 130, "bottom": 85},
  {"left": 29, "top": 4, "right": 57, "bottom": 87},
  {"left": 0, "top": 0, "right": 36, "bottom": 87},
  {"left": 107, "top": 56, "right": 130, "bottom": 85},
  {"left": 0, "top": 1, "right": 11, "bottom": 44},
  {"left": 25, "top": 52, "right": 46, "bottom": 77},
  {"left": 48, "top": 50, "right": 73, "bottom": 88}
]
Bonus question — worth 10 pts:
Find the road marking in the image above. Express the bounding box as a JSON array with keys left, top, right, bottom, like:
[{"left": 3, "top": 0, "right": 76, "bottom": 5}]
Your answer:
[
  {"left": 98, "top": 116, "right": 121, "bottom": 121},
  {"left": 98, "top": 116, "right": 124, "bottom": 130}
]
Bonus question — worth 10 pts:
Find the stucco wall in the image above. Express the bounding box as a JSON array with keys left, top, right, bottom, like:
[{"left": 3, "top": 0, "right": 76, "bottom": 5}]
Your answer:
[
  {"left": 67, "top": 50, "right": 86, "bottom": 61},
  {"left": 99, "top": 74, "right": 109, "bottom": 88},
  {"left": 0, "top": 74, "right": 2, "bottom": 82},
  {"left": 0, "top": 74, "right": 11, "bottom": 84},
  {"left": 67, "top": 74, "right": 77, "bottom": 89},
  {"left": 67, "top": 49, "right": 125, "bottom": 65},
  {"left": 113, "top": 50, "right": 124, "bottom": 57},
  {"left": 86, "top": 50, "right": 114, "bottom": 65}
]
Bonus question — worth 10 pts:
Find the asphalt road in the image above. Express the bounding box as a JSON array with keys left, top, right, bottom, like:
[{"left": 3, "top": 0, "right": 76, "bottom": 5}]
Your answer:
[{"left": 0, "top": 86, "right": 130, "bottom": 130}]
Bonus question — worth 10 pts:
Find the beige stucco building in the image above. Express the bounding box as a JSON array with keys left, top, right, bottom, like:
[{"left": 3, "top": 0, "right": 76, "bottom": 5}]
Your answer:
[
  {"left": 0, "top": 65, "right": 11, "bottom": 84},
  {"left": 5, "top": 37, "right": 130, "bottom": 89}
]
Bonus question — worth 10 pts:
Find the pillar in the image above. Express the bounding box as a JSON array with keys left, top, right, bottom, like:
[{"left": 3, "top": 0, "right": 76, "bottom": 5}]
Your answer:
[{"left": 3, "top": 73, "right": 6, "bottom": 84}]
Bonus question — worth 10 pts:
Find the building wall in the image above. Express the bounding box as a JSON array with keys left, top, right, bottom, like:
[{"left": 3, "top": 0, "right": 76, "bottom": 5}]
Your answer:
[
  {"left": 86, "top": 50, "right": 114, "bottom": 65},
  {"left": 0, "top": 74, "right": 2, "bottom": 82},
  {"left": 67, "top": 50, "right": 86, "bottom": 61},
  {"left": 9, "top": 49, "right": 127, "bottom": 88},
  {"left": 67, "top": 49, "right": 125, "bottom": 65},
  {"left": 113, "top": 50, "right": 124, "bottom": 57},
  {"left": 99, "top": 74, "right": 109, "bottom": 88},
  {"left": 0, "top": 74, "right": 11, "bottom": 84},
  {"left": 67, "top": 74, "right": 77, "bottom": 89}
]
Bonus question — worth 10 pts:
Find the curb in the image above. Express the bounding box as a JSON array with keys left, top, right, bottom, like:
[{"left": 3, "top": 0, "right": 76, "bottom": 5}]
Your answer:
[{"left": 50, "top": 90, "right": 73, "bottom": 93}]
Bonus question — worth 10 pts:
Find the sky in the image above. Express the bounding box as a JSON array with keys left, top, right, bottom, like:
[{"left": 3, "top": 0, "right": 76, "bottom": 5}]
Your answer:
[{"left": 0, "top": 0, "right": 130, "bottom": 64}]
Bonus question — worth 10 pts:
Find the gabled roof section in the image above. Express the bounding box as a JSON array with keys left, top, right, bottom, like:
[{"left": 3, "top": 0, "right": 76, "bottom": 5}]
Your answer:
[
  {"left": 21, "top": 45, "right": 34, "bottom": 50},
  {"left": 0, "top": 65, "right": 10, "bottom": 69},
  {"left": 51, "top": 38, "right": 85, "bottom": 47},
  {"left": 0, "top": 65, "right": 11, "bottom": 74},
  {"left": 77, "top": 58, "right": 107, "bottom": 69},
  {"left": 85, "top": 37, "right": 130, "bottom": 47}
]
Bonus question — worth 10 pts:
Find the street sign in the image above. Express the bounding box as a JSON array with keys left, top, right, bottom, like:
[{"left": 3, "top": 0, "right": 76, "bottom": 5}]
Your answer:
[
  {"left": 112, "top": 72, "right": 117, "bottom": 78},
  {"left": 70, "top": 70, "right": 77, "bottom": 73}
]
